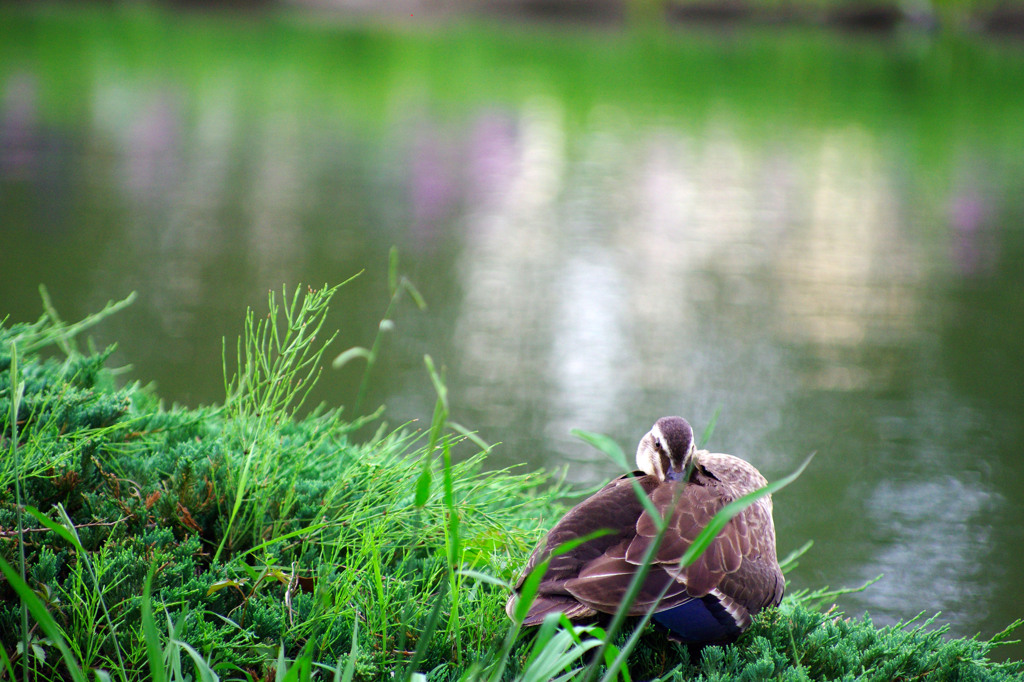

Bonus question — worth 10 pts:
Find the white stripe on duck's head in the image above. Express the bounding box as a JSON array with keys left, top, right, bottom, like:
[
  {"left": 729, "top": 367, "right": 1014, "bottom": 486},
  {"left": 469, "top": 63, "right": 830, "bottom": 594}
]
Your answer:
[{"left": 637, "top": 416, "right": 696, "bottom": 482}]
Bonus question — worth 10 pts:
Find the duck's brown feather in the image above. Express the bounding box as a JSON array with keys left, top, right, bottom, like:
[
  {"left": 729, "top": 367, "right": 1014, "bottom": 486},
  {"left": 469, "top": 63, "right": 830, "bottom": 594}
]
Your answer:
[
  {"left": 512, "top": 473, "right": 659, "bottom": 591},
  {"left": 565, "top": 556, "right": 694, "bottom": 616},
  {"left": 508, "top": 473, "right": 661, "bottom": 624},
  {"left": 507, "top": 450, "right": 783, "bottom": 631}
]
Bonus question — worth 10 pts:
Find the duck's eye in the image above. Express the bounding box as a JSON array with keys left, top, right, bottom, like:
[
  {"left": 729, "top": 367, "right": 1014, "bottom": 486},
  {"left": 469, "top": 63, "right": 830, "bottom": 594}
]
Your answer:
[{"left": 653, "top": 438, "right": 663, "bottom": 451}]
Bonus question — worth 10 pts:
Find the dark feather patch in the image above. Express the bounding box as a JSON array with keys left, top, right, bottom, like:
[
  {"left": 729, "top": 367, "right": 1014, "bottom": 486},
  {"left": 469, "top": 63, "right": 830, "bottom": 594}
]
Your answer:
[{"left": 652, "top": 594, "right": 745, "bottom": 644}]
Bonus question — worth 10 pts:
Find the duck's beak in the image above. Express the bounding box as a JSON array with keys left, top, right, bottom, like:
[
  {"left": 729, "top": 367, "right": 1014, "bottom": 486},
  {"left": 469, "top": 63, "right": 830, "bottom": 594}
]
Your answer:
[{"left": 665, "top": 464, "right": 687, "bottom": 482}]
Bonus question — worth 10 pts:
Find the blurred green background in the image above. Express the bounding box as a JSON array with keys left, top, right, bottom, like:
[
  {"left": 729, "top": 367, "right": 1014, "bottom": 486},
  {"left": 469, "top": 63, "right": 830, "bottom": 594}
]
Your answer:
[{"left": 2, "top": 0, "right": 1023, "bottom": 661}]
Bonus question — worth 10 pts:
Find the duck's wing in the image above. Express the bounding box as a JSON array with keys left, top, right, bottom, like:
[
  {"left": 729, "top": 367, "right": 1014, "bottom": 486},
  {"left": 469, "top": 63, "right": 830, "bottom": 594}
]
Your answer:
[
  {"left": 626, "top": 472, "right": 781, "bottom": 608},
  {"left": 558, "top": 478, "right": 757, "bottom": 618},
  {"left": 716, "top": 549, "right": 785, "bottom": 614},
  {"left": 562, "top": 554, "right": 693, "bottom": 616},
  {"left": 508, "top": 472, "right": 659, "bottom": 624}
]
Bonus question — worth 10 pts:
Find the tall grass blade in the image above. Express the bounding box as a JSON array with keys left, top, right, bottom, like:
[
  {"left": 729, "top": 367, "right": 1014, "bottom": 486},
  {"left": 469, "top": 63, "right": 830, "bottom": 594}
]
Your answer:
[
  {"left": 698, "top": 408, "right": 720, "bottom": 449},
  {"left": 237, "top": 522, "right": 329, "bottom": 560},
  {"left": 344, "top": 251, "right": 425, "bottom": 416},
  {"left": 512, "top": 529, "right": 614, "bottom": 624},
  {"left": 0, "top": 557, "right": 88, "bottom": 682},
  {"left": 141, "top": 568, "right": 167, "bottom": 682},
  {"left": 456, "top": 569, "right": 508, "bottom": 589},
  {"left": 423, "top": 354, "right": 464, "bottom": 663},
  {"left": 24, "top": 505, "right": 78, "bottom": 547},
  {"left": 47, "top": 503, "right": 129, "bottom": 680},
  {"left": 8, "top": 341, "right": 29, "bottom": 682},
  {"left": 172, "top": 640, "right": 220, "bottom": 682},
  {"left": 276, "top": 641, "right": 288, "bottom": 682},
  {"left": 414, "top": 462, "right": 433, "bottom": 506},
  {"left": 387, "top": 245, "right": 400, "bottom": 297},
  {"left": 0, "top": 644, "right": 15, "bottom": 681},
  {"left": 572, "top": 428, "right": 662, "bottom": 528},
  {"left": 519, "top": 614, "right": 607, "bottom": 682},
  {"left": 331, "top": 346, "right": 372, "bottom": 369},
  {"left": 335, "top": 617, "right": 359, "bottom": 682},
  {"left": 401, "top": 581, "right": 449, "bottom": 682},
  {"left": 571, "top": 429, "right": 628, "bottom": 471},
  {"left": 423, "top": 355, "right": 449, "bottom": 415},
  {"left": 447, "top": 421, "right": 493, "bottom": 454},
  {"left": 520, "top": 620, "right": 604, "bottom": 682},
  {"left": 679, "top": 452, "right": 814, "bottom": 568},
  {"left": 523, "top": 612, "right": 569, "bottom": 672}
]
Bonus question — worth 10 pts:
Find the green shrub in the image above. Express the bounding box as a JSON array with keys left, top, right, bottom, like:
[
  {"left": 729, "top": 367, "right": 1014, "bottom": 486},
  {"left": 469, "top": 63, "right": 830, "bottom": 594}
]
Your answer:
[{"left": 2, "top": 287, "right": 1021, "bottom": 681}]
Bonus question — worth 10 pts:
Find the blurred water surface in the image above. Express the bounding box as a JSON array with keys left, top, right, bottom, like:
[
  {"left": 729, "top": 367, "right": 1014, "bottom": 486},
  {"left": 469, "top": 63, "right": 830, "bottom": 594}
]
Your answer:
[{"left": 2, "top": 5, "right": 1024, "bottom": 660}]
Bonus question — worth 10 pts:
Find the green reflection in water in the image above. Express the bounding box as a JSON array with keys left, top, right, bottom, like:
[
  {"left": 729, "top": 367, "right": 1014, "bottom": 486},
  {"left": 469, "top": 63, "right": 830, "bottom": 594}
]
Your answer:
[{"left": 2, "top": 3, "right": 1024, "bottom": 661}]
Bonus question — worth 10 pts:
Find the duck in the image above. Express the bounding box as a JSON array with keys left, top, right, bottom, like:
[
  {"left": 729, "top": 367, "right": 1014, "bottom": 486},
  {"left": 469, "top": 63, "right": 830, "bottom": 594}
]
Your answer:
[{"left": 506, "top": 416, "right": 784, "bottom": 645}]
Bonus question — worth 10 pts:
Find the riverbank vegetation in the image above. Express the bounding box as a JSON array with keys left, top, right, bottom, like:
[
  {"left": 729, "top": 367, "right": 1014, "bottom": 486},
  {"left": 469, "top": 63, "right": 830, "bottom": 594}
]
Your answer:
[{"left": 2, "top": 283, "right": 1023, "bottom": 680}]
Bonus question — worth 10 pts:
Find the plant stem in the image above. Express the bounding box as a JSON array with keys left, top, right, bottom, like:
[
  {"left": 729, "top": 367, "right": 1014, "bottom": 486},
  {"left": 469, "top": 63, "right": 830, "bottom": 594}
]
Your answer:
[{"left": 9, "top": 343, "right": 29, "bottom": 682}]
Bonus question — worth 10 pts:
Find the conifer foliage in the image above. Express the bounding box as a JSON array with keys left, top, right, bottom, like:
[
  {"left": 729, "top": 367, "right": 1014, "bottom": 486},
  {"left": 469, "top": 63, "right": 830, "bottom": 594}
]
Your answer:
[{"left": 1, "top": 288, "right": 1021, "bottom": 681}]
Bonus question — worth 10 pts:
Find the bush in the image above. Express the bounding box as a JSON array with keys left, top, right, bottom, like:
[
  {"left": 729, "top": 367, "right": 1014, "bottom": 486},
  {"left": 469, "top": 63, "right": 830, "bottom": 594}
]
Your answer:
[{"left": 2, "top": 287, "right": 1021, "bottom": 681}]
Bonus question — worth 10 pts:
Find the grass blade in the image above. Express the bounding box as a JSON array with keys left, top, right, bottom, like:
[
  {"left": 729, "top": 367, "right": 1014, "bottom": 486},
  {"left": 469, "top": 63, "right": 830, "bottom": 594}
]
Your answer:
[
  {"left": 573, "top": 428, "right": 662, "bottom": 528},
  {"left": 698, "top": 408, "right": 720, "bottom": 449},
  {"left": 401, "top": 581, "right": 448, "bottom": 682},
  {"left": 8, "top": 341, "right": 29, "bottom": 682},
  {"left": 679, "top": 452, "right": 815, "bottom": 568},
  {"left": 456, "top": 569, "right": 508, "bottom": 589},
  {"left": 335, "top": 617, "right": 359, "bottom": 682},
  {"left": 24, "top": 505, "right": 80, "bottom": 549},
  {"left": 331, "top": 346, "right": 372, "bottom": 369},
  {"left": 571, "top": 429, "right": 628, "bottom": 471},
  {"left": 415, "top": 462, "right": 433, "bottom": 506},
  {"left": 512, "top": 529, "right": 614, "bottom": 624},
  {"left": 141, "top": 568, "right": 167, "bottom": 682},
  {"left": 173, "top": 640, "right": 220, "bottom": 682},
  {"left": 0, "top": 557, "right": 87, "bottom": 682}
]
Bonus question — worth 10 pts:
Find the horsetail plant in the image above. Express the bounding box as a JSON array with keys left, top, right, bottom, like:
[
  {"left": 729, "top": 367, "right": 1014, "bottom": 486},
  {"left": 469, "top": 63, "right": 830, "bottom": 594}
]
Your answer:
[{"left": 215, "top": 282, "right": 347, "bottom": 562}]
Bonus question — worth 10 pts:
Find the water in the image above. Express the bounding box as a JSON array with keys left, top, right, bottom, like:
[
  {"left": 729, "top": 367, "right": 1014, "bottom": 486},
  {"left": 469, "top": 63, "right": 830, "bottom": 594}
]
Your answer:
[{"left": 2, "top": 6, "right": 1023, "bottom": 660}]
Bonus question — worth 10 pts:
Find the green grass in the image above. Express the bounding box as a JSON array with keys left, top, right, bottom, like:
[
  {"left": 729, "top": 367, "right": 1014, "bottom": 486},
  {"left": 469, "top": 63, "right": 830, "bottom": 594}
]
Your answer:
[{"left": 2, "top": 281, "right": 1023, "bottom": 681}]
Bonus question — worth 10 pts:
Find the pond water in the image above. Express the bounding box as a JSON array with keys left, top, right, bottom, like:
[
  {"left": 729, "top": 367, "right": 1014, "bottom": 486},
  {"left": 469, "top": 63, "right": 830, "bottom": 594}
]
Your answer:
[{"left": 2, "top": 6, "right": 1024, "bottom": 660}]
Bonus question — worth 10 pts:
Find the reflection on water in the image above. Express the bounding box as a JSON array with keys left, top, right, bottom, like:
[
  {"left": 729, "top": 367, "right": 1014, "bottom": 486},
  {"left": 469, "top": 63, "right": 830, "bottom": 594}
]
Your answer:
[
  {"left": 3, "top": 9, "right": 1024, "bottom": 660},
  {"left": 864, "top": 472, "right": 997, "bottom": 627}
]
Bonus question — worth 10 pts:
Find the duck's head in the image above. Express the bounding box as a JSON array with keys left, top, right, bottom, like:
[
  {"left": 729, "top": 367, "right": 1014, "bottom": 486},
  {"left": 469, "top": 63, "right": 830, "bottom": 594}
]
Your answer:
[{"left": 636, "top": 416, "right": 696, "bottom": 482}]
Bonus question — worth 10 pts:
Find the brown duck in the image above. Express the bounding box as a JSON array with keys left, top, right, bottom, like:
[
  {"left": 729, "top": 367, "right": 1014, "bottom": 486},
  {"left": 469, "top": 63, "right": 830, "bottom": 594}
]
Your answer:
[{"left": 506, "top": 416, "right": 783, "bottom": 644}]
